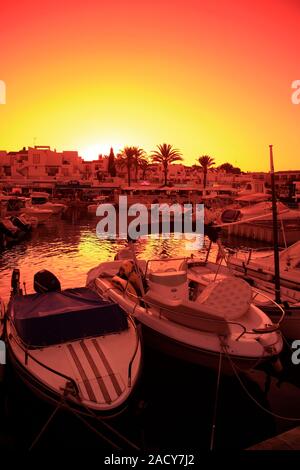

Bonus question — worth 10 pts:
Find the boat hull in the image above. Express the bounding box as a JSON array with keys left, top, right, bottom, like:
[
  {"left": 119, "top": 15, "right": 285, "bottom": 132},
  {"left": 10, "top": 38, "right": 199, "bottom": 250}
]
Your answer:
[
  {"left": 6, "top": 343, "right": 136, "bottom": 419},
  {"left": 140, "top": 324, "right": 277, "bottom": 374},
  {"left": 22, "top": 209, "right": 53, "bottom": 224},
  {"left": 35, "top": 203, "right": 66, "bottom": 214},
  {"left": 5, "top": 290, "right": 143, "bottom": 419},
  {"left": 223, "top": 221, "right": 300, "bottom": 246}
]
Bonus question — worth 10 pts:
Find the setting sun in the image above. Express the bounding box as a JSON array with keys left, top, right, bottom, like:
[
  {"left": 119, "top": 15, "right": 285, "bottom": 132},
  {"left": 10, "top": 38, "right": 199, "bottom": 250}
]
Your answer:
[{"left": 80, "top": 142, "right": 123, "bottom": 161}]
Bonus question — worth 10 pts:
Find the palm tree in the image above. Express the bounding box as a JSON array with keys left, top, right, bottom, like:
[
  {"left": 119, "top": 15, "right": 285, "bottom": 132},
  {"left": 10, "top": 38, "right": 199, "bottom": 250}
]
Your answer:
[
  {"left": 197, "top": 155, "right": 215, "bottom": 191},
  {"left": 117, "top": 146, "right": 136, "bottom": 186},
  {"left": 132, "top": 146, "right": 146, "bottom": 181},
  {"left": 139, "top": 157, "right": 152, "bottom": 180},
  {"left": 151, "top": 143, "right": 182, "bottom": 186}
]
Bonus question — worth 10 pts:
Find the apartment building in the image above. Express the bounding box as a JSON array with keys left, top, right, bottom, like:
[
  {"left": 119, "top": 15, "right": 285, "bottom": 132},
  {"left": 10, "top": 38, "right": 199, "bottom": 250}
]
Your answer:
[{"left": 0, "top": 146, "right": 85, "bottom": 183}]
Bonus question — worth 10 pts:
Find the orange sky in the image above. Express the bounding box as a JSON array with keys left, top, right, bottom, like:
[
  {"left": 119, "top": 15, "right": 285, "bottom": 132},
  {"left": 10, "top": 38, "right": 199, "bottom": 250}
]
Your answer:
[{"left": 0, "top": 0, "right": 299, "bottom": 170}]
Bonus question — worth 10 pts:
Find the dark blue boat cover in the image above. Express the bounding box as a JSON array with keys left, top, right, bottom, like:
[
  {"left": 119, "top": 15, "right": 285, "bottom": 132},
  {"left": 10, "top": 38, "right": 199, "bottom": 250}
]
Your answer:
[{"left": 9, "top": 287, "right": 128, "bottom": 347}]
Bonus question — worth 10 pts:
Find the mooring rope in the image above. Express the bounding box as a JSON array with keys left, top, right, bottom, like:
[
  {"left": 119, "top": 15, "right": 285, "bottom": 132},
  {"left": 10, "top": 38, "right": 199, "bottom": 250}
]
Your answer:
[
  {"left": 28, "top": 384, "right": 140, "bottom": 451},
  {"left": 222, "top": 345, "right": 300, "bottom": 422},
  {"left": 75, "top": 398, "right": 140, "bottom": 450},
  {"left": 29, "top": 395, "right": 66, "bottom": 451},
  {"left": 210, "top": 350, "right": 223, "bottom": 450}
]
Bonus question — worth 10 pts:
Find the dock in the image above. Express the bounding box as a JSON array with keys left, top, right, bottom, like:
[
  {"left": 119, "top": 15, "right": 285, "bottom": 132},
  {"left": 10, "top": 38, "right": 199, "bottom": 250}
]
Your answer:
[
  {"left": 248, "top": 426, "right": 300, "bottom": 450},
  {"left": 223, "top": 220, "right": 300, "bottom": 246}
]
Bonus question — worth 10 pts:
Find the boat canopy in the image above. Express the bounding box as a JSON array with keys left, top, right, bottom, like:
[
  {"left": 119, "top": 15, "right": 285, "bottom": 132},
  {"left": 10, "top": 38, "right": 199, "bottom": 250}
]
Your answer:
[{"left": 9, "top": 287, "right": 128, "bottom": 347}]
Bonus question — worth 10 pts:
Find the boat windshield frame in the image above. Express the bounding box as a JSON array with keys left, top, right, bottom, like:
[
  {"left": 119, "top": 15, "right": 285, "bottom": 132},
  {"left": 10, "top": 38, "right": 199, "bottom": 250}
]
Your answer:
[{"left": 144, "top": 257, "right": 189, "bottom": 278}]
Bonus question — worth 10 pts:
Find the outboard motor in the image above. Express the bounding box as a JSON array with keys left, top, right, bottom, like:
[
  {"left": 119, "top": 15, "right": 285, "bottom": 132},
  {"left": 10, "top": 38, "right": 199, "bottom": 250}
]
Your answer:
[
  {"left": 10, "top": 215, "right": 31, "bottom": 232},
  {"left": 11, "top": 268, "right": 22, "bottom": 296},
  {"left": 34, "top": 270, "right": 61, "bottom": 293}
]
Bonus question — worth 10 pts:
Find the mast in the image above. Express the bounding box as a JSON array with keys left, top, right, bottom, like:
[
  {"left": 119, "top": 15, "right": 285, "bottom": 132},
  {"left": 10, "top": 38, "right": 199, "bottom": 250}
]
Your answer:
[{"left": 269, "top": 145, "right": 281, "bottom": 304}]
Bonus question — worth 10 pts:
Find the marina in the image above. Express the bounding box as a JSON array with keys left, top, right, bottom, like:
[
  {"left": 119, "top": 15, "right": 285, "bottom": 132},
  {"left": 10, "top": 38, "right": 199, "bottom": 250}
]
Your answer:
[
  {"left": 1, "top": 215, "right": 300, "bottom": 452},
  {"left": 1, "top": 0, "right": 300, "bottom": 459}
]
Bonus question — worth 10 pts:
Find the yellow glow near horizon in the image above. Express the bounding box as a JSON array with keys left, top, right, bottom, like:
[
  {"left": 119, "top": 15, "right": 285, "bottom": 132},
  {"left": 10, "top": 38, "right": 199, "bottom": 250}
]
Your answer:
[
  {"left": 1, "top": 1, "right": 300, "bottom": 171},
  {"left": 79, "top": 143, "right": 124, "bottom": 161}
]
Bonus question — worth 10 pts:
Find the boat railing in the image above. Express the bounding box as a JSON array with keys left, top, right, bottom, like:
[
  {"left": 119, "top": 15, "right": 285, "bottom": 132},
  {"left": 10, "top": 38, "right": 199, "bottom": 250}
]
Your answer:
[
  {"left": 8, "top": 318, "right": 80, "bottom": 396},
  {"left": 120, "top": 283, "right": 281, "bottom": 342},
  {"left": 251, "top": 288, "right": 285, "bottom": 324},
  {"left": 126, "top": 314, "right": 141, "bottom": 388}
]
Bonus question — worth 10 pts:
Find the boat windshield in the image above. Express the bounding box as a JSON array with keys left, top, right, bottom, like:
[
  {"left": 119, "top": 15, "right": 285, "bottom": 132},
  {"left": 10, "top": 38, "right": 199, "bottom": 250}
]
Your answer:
[
  {"left": 146, "top": 258, "right": 188, "bottom": 277},
  {"left": 31, "top": 197, "right": 48, "bottom": 205}
]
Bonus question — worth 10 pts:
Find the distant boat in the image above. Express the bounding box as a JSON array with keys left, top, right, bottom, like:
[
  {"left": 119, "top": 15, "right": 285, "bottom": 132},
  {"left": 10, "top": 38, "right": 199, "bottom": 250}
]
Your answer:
[
  {"left": 0, "top": 195, "right": 53, "bottom": 224},
  {"left": 5, "top": 269, "right": 142, "bottom": 417},
  {"left": 87, "top": 195, "right": 110, "bottom": 214},
  {"left": 219, "top": 198, "right": 300, "bottom": 245},
  {"left": 87, "top": 254, "right": 283, "bottom": 373},
  {"left": 30, "top": 192, "right": 67, "bottom": 214},
  {"left": 221, "top": 200, "right": 293, "bottom": 224},
  {"left": 0, "top": 214, "right": 35, "bottom": 249},
  {"left": 226, "top": 240, "right": 300, "bottom": 303}
]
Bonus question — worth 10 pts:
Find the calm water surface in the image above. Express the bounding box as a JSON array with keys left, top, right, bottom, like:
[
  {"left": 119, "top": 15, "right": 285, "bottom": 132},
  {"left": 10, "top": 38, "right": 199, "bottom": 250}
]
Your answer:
[
  {"left": 0, "top": 217, "right": 221, "bottom": 302},
  {"left": 0, "top": 217, "right": 272, "bottom": 302},
  {"left": 1, "top": 216, "right": 300, "bottom": 452}
]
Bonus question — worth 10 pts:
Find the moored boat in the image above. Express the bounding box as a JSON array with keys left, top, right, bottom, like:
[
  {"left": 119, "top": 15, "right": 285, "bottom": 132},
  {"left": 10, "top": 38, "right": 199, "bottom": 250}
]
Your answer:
[
  {"left": 87, "top": 254, "right": 283, "bottom": 373},
  {"left": 30, "top": 192, "right": 67, "bottom": 215},
  {"left": 0, "top": 217, "right": 32, "bottom": 249},
  {"left": 0, "top": 195, "right": 53, "bottom": 225},
  {"left": 5, "top": 269, "right": 142, "bottom": 417}
]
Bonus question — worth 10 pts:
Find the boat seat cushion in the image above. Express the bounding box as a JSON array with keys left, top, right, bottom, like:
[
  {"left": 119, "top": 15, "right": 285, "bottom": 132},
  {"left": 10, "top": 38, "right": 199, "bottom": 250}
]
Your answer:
[
  {"left": 143, "top": 292, "right": 230, "bottom": 336},
  {"left": 196, "top": 277, "right": 252, "bottom": 320}
]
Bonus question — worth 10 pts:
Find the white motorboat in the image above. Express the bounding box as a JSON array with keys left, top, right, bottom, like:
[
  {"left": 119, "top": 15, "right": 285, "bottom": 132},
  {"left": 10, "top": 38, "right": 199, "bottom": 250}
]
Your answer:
[
  {"left": 221, "top": 200, "right": 293, "bottom": 224},
  {"left": 5, "top": 269, "right": 142, "bottom": 417},
  {"left": 0, "top": 195, "right": 53, "bottom": 224},
  {"left": 226, "top": 240, "right": 300, "bottom": 303},
  {"left": 87, "top": 255, "right": 283, "bottom": 373},
  {"left": 22, "top": 202, "right": 53, "bottom": 224},
  {"left": 30, "top": 192, "right": 67, "bottom": 215}
]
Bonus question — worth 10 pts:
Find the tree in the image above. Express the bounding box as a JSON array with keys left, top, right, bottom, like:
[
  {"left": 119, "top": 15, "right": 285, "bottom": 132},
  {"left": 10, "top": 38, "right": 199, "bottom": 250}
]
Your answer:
[
  {"left": 197, "top": 155, "right": 215, "bottom": 190},
  {"left": 139, "top": 157, "right": 152, "bottom": 180},
  {"left": 117, "top": 146, "right": 136, "bottom": 186},
  {"left": 218, "top": 162, "right": 241, "bottom": 174},
  {"left": 107, "top": 147, "right": 116, "bottom": 177},
  {"left": 132, "top": 146, "right": 146, "bottom": 181},
  {"left": 151, "top": 143, "right": 182, "bottom": 186}
]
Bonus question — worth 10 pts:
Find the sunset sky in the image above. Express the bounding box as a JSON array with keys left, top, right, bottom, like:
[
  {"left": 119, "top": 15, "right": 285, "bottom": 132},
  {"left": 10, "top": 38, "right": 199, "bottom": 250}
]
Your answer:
[{"left": 0, "top": 0, "right": 299, "bottom": 170}]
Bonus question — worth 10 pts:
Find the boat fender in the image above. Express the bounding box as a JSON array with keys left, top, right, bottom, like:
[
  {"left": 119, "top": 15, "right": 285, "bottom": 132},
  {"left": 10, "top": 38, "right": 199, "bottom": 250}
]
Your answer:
[
  {"left": 112, "top": 275, "right": 139, "bottom": 298},
  {"left": 119, "top": 260, "right": 145, "bottom": 296}
]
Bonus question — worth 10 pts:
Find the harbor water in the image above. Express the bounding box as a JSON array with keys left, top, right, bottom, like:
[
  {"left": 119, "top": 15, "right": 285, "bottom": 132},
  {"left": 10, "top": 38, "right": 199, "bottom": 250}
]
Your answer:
[{"left": 1, "top": 216, "right": 300, "bottom": 452}]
